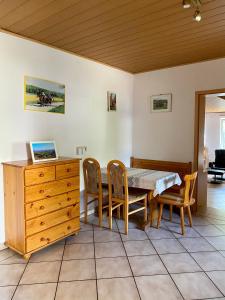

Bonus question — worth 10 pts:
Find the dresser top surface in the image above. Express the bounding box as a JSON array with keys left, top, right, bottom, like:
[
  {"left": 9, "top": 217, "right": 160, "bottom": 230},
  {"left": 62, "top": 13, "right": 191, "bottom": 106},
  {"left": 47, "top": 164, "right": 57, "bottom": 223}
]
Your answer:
[{"left": 2, "top": 157, "right": 81, "bottom": 169}]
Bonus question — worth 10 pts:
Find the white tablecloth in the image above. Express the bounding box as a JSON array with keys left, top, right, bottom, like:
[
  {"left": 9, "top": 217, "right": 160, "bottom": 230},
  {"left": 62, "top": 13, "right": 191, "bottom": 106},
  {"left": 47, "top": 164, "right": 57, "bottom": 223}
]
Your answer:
[{"left": 101, "top": 167, "right": 182, "bottom": 197}]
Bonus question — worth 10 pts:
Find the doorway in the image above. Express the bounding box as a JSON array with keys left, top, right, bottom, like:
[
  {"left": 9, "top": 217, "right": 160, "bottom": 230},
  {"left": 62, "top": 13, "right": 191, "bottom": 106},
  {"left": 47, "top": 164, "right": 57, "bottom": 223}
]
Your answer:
[{"left": 195, "top": 88, "right": 225, "bottom": 216}]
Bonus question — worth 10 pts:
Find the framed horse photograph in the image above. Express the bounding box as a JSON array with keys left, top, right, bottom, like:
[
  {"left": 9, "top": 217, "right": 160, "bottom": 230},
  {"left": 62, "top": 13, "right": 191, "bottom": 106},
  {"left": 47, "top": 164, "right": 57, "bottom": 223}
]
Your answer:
[{"left": 24, "top": 76, "right": 65, "bottom": 114}]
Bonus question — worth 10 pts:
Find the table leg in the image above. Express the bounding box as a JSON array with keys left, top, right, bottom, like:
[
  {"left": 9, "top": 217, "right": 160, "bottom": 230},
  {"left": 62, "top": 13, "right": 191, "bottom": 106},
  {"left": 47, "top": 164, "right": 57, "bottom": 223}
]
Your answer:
[
  {"left": 150, "top": 197, "right": 158, "bottom": 226},
  {"left": 141, "top": 191, "right": 158, "bottom": 230}
]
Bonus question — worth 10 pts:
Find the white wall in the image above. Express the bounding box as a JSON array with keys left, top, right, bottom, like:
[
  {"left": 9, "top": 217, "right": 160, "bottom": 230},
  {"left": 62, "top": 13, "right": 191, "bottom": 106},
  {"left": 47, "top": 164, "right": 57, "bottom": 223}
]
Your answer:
[
  {"left": 133, "top": 59, "right": 225, "bottom": 163},
  {"left": 205, "top": 113, "right": 225, "bottom": 162},
  {"left": 0, "top": 33, "right": 133, "bottom": 243}
]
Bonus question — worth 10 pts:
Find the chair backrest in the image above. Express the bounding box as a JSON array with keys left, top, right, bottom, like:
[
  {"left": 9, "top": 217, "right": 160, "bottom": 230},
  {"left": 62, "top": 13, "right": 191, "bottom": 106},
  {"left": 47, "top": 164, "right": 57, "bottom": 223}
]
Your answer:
[
  {"left": 183, "top": 171, "right": 198, "bottom": 205},
  {"left": 107, "top": 160, "right": 128, "bottom": 201},
  {"left": 83, "top": 158, "right": 102, "bottom": 196},
  {"left": 215, "top": 149, "right": 225, "bottom": 168}
]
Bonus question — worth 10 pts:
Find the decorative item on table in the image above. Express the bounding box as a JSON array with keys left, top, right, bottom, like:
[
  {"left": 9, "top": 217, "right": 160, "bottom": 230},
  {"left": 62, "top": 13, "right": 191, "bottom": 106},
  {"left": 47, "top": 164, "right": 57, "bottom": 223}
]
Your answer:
[
  {"left": 107, "top": 91, "right": 117, "bottom": 111},
  {"left": 24, "top": 76, "right": 65, "bottom": 114},
  {"left": 150, "top": 93, "right": 172, "bottom": 112},
  {"left": 30, "top": 141, "right": 58, "bottom": 163}
]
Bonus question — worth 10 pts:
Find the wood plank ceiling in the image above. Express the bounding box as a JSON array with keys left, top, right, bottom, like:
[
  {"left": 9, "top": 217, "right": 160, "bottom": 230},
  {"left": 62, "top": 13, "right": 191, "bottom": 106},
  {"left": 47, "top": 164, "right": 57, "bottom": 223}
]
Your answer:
[{"left": 0, "top": 0, "right": 224, "bottom": 73}]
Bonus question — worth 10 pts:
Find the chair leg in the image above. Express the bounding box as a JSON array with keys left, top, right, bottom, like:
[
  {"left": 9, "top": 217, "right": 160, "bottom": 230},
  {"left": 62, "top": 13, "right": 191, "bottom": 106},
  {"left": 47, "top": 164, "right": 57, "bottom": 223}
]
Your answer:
[
  {"left": 180, "top": 207, "right": 185, "bottom": 235},
  {"left": 108, "top": 199, "right": 112, "bottom": 230},
  {"left": 123, "top": 204, "right": 125, "bottom": 220},
  {"left": 144, "top": 196, "right": 147, "bottom": 223},
  {"left": 98, "top": 197, "right": 103, "bottom": 227},
  {"left": 84, "top": 193, "right": 88, "bottom": 224},
  {"left": 169, "top": 205, "right": 173, "bottom": 222},
  {"left": 187, "top": 206, "right": 193, "bottom": 227},
  {"left": 124, "top": 203, "right": 129, "bottom": 235},
  {"left": 157, "top": 203, "right": 164, "bottom": 228},
  {"left": 150, "top": 200, "right": 154, "bottom": 226}
]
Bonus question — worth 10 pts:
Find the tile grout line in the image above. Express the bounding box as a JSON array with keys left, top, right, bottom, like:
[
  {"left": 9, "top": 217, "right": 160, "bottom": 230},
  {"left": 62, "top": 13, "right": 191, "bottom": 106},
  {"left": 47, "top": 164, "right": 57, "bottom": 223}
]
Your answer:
[
  {"left": 188, "top": 249, "right": 225, "bottom": 297},
  {"left": 0, "top": 218, "right": 223, "bottom": 299},
  {"left": 93, "top": 226, "right": 99, "bottom": 300},
  {"left": 145, "top": 228, "right": 185, "bottom": 300},
  {"left": 11, "top": 256, "right": 31, "bottom": 300},
  {"left": 0, "top": 253, "right": 17, "bottom": 263},
  {"left": 162, "top": 215, "right": 225, "bottom": 297},
  {"left": 116, "top": 218, "right": 143, "bottom": 300},
  {"left": 53, "top": 239, "right": 66, "bottom": 300},
  {"left": 2, "top": 267, "right": 225, "bottom": 289}
]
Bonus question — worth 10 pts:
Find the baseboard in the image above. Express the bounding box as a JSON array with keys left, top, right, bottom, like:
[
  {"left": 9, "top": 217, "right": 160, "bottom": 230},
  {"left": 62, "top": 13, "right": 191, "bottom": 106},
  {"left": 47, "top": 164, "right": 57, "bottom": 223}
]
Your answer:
[
  {"left": 0, "top": 243, "right": 7, "bottom": 251},
  {"left": 80, "top": 208, "right": 95, "bottom": 219}
]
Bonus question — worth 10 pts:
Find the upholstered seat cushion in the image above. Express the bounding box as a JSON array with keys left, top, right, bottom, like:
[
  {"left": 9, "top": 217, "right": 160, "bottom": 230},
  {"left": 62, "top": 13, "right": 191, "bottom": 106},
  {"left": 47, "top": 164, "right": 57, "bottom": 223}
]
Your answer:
[
  {"left": 160, "top": 193, "right": 183, "bottom": 202},
  {"left": 158, "top": 193, "right": 195, "bottom": 206},
  {"left": 128, "top": 190, "right": 147, "bottom": 203}
]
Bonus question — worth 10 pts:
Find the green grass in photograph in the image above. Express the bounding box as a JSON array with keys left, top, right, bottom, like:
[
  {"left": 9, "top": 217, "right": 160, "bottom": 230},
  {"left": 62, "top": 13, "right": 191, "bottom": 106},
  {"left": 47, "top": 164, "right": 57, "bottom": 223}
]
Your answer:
[{"left": 49, "top": 105, "right": 65, "bottom": 113}]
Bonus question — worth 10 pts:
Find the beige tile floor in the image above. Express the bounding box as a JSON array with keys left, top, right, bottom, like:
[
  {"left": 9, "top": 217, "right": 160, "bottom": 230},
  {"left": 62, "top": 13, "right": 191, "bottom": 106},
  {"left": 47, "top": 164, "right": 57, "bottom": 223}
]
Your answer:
[{"left": 1, "top": 210, "right": 225, "bottom": 300}]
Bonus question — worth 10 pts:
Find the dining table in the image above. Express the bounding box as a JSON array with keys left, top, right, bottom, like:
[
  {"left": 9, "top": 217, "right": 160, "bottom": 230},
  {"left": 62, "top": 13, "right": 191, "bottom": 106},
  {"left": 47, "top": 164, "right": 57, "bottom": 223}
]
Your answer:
[{"left": 101, "top": 167, "right": 182, "bottom": 228}]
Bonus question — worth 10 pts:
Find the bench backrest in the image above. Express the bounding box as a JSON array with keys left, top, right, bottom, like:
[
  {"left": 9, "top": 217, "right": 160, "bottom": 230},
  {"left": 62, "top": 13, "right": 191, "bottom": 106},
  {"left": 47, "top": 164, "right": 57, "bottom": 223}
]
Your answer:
[{"left": 130, "top": 157, "right": 192, "bottom": 187}]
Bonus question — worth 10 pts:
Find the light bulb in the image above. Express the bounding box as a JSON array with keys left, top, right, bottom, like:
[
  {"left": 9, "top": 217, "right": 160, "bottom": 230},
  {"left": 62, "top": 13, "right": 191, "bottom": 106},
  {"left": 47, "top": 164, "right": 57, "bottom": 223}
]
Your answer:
[{"left": 193, "top": 9, "right": 202, "bottom": 22}]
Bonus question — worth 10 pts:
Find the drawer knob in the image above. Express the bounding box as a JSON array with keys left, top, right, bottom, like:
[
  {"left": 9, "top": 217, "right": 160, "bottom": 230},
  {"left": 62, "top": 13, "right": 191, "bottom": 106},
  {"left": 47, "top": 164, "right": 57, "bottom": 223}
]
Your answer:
[
  {"left": 39, "top": 172, "right": 44, "bottom": 177},
  {"left": 67, "top": 197, "right": 71, "bottom": 201},
  {"left": 39, "top": 189, "right": 44, "bottom": 194},
  {"left": 66, "top": 168, "right": 71, "bottom": 172},
  {"left": 67, "top": 226, "right": 71, "bottom": 230},
  {"left": 67, "top": 212, "right": 71, "bottom": 217},
  {"left": 40, "top": 237, "right": 45, "bottom": 242},
  {"left": 39, "top": 206, "right": 45, "bottom": 210},
  {"left": 46, "top": 238, "right": 50, "bottom": 242},
  {"left": 67, "top": 183, "right": 71, "bottom": 187},
  {"left": 40, "top": 221, "right": 45, "bottom": 226}
]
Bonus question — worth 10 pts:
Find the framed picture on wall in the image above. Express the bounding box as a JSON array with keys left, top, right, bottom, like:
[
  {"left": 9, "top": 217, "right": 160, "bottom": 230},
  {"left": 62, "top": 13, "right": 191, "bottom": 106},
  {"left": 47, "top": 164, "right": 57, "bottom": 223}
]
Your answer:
[
  {"left": 107, "top": 91, "right": 117, "bottom": 111},
  {"left": 30, "top": 141, "right": 58, "bottom": 163},
  {"left": 24, "top": 76, "right": 65, "bottom": 114},
  {"left": 150, "top": 93, "right": 172, "bottom": 112}
]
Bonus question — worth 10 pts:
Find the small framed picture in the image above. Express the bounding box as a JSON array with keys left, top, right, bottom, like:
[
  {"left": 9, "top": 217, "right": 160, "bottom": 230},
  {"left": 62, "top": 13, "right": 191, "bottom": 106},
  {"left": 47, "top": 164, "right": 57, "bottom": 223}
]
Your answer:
[
  {"left": 30, "top": 141, "right": 58, "bottom": 163},
  {"left": 107, "top": 91, "right": 117, "bottom": 111},
  {"left": 150, "top": 93, "right": 172, "bottom": 112}
]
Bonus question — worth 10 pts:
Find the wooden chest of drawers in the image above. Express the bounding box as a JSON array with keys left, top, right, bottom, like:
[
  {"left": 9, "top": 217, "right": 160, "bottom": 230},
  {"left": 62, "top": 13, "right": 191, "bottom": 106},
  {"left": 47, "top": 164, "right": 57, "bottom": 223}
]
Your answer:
[{"left": 3, "top": 157, "right": 80, "bottom": 259}]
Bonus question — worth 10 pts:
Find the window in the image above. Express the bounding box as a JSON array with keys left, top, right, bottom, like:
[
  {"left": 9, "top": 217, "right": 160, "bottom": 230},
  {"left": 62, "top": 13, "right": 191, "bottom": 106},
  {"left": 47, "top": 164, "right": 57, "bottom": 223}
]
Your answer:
[{"left": 220, "top": 118, "right": 225, "bottom": 148}]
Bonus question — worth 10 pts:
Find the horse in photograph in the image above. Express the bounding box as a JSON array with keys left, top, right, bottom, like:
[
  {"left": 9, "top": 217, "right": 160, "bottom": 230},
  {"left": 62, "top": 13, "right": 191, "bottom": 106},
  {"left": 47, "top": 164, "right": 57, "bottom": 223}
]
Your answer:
[{"left": 37, "top": 90, "right": 53, "bottom": 106}]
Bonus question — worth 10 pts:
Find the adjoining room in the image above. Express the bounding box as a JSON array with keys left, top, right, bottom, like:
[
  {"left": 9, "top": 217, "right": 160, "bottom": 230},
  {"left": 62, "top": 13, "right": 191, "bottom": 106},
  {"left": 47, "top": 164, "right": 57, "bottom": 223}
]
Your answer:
[
  {"left": 205, "top": 94, "right": 225, "bottom": 212},
  {"left": 1, "top": 1, "right": 225, "bottom": 299}
]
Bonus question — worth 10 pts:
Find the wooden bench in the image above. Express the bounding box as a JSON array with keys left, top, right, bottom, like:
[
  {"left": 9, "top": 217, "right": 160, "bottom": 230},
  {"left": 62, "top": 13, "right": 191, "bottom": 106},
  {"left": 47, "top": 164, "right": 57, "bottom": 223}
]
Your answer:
[{"left": 130, "top": 157, "right": 192, "bottom": 192}]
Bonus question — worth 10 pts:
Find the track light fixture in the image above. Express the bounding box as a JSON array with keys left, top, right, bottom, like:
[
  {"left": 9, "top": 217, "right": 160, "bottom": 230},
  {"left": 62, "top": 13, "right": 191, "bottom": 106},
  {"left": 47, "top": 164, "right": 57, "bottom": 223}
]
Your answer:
[
  {"left": 193, "top": 9, "right": 202, "bottom": 22},
  {"left": 182, "top": 0, "right": 191, "bottom": 9},
  {"left": 182, "top": 0, "right": 202, "bottom": 22}
]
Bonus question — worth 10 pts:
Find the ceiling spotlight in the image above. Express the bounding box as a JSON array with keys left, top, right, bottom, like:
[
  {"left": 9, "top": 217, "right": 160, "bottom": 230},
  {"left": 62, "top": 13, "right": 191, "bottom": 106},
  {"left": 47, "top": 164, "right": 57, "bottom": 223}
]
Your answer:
[
  {"left": 182, "top": 0, "right": 191, "bottom": 8},
  {"left": 193, "top": 9, "right": 202, "bottom": 22}
]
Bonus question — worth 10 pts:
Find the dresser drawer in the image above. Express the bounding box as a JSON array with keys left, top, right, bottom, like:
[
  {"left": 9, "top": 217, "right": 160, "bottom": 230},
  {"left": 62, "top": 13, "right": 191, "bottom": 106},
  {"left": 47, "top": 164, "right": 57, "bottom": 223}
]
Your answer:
[
  {"left": 56, "top": 163, "right": 79, "bottom": 180},
  {"left": 26, "top": 203, "right": 80, "bottom": 236},
  {"left": 26, "top": 218, "right": 80, "bottom": 253},
  {"left": 25, "top": 177, "right": 79, "bottom": 203},
  {"left": 26, "top": 190, "right": 79, "bottom": 220},
  {"left": 25, "top": 166, "right": 55, "bottom": 186}
]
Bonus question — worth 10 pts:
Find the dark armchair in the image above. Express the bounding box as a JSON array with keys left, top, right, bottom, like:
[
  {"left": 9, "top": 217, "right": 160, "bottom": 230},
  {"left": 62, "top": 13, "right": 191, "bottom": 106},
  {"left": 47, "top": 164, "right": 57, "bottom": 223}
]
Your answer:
[
  {"left": 214, "top": 149, "right": 225, "bottom": 169},
  {"left": 208, "top": 149, "right": 225, "bottom": 183}
]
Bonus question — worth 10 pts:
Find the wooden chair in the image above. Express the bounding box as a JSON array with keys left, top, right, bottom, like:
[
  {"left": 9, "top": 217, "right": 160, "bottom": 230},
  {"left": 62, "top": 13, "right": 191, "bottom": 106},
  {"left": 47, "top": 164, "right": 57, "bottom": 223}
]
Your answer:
[
  {"left": 83, "top": 158, "right": 108, "bottom": 226},
  {"left": 107, "top": 160, "right": 148, "bottom": 235},
  {"left": 156, "top": 171, "right": 198, "bottom": 235}
]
